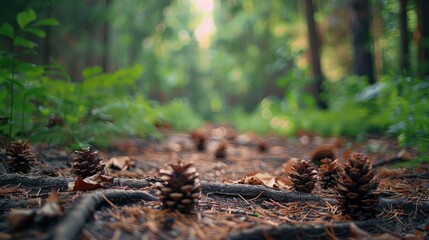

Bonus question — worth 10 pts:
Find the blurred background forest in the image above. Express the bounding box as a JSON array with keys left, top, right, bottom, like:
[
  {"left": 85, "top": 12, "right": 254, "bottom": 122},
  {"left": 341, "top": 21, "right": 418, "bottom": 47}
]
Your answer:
[{"left": 0, "top": 0, "right": 428, "bottom": 161}]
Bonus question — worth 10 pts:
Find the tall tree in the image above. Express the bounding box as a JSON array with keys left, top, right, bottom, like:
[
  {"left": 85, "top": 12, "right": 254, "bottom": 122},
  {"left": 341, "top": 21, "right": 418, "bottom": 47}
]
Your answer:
[
  {"left": 304, "top": 0, "right": 326, "bottom": 108},
  {"left": 399, "top": 0, "right": 409, "bottom": 74},
  {"left": 350, "top": 0, "right": 375, "bottom": 83},
  {"left": 416, "top": 0, "right": 429, "bottom": 77}
]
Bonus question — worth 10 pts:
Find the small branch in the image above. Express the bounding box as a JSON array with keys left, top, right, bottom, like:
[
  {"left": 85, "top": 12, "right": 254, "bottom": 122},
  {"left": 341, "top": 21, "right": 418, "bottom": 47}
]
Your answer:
[
  {"left": 228, "top": 219, "right": 381, "bottom": 240},
  {"left": 52, "top": 190, "right": 157, "bottom": 240}
]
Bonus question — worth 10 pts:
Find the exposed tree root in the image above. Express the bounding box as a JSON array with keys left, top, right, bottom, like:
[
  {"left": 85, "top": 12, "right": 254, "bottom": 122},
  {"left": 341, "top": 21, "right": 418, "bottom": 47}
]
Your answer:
[
  {"left": 52, "top": 190, "right": 157, "bottom": 240},
  {"left": 201, "top": 181, "right": 334, "bottom": 203},
  {"left": 227, "top": 220, "right": 380, "bottom": 240},
  {"left": 0, "top": 173, "right": 149, "bottom": 190},
  {"left": 1, "top": 174, "right": 428, "bottom": 212}
]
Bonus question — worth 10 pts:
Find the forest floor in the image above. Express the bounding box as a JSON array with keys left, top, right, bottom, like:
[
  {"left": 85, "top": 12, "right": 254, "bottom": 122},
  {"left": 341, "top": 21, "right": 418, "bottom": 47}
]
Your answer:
[{"left": 0, "top": 125, "right": 429, "bottom": 239}]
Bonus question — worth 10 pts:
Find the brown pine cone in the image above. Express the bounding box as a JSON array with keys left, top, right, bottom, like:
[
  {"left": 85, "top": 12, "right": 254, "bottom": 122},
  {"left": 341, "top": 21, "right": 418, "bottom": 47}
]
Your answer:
[
  {"left": 190, "top": 130, "right": 207, "bottom": 152},
  {"left": 288, "top": 159, "right": 318, "bottom": 193},
  {"left": 310, "top": 146, "right": 336, "bottom": 166},
  {"left": 337, "top": 153, "right": 379, "bottom": 220},
  {"left": 214, "top": 141, "right": 228, "bottom": 159},
  {"left": 5, "top": 140, "right": 36, "bottom": 173},
  {"left": 318, "top": 158, "right": 340, "bottom": 190},
  {"left": 72, "top": 147, "right": 105, "bottom": 178},
  {"left": 156, "top": 160, "right": 201, "bottom": 213}
]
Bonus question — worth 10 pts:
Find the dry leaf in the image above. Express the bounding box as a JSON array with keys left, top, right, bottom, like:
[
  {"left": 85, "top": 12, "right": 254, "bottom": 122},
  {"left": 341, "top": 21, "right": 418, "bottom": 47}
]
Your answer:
[
  {"left": 38, "top": 191, "right": 63, "bottom": 217},
  {"left": 72, "top": 172, "right": 114, "bottom": 191},
  {"left": 107, "top": 156, "right": 132, "bottom": 170},
  {"left": 231, "top": 172, "right": 290, "bottom": 190},
  {"left": 282, "top": 158, "right": 299, "bottom": 175},
  {"left": 72, "top": 175, "right": 103, "bottom": 191}
]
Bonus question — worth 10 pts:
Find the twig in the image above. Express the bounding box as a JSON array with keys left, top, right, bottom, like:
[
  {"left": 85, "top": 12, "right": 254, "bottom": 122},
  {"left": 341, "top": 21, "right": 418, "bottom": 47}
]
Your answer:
[{"left": 52, "top": 190, "right": 157, "bottom": 240}]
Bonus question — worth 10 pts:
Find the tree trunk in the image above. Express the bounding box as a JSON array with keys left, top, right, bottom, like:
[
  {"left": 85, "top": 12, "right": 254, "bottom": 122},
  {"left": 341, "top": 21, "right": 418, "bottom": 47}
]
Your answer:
[
  {"left": 350, "top": 0, "right": 375, "bottom": 84},
  {"left": 304, "top": 0, "right": 326, "bottom": 109},
  {"left": 102, "top": 0, "right": 110, "bottom": 72},
  {"left": 373, "top": 0, "right": 383, "bottom": 76},
  {"left": 416, "top": 0, "right": 429, "bottom": 78},
  {"left": 399, "top": 0, "right": 409, "bottom": 74}
]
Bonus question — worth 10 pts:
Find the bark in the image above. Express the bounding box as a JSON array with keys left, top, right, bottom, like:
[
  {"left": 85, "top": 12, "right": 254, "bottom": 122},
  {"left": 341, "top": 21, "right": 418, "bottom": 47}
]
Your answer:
[
  {"left": 304, "top": 0, "right": 326, "bottom": 108},
  {"left": 399, "top": 0, "right": 410, "bottom": 73},
  {"left": 350, "top": 0, "right": 375, "bottom": 83},
  {"left": 373, "top": 0, "right": 383, "bottom": 76},
  {"left": 416, "top": 0, "right": 429, "bottom": 77},
  {"left": 101, "top": 0, "right": 110, "bottom": 72}
]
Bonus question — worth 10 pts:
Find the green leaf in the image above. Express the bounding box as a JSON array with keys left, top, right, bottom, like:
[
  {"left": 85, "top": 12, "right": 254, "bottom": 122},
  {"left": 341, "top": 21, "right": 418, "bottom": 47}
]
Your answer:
[
  {"left": 82, "top": 66, "right": 103, "bottom": 79},
  {"left": 34, "top": 18, "right": 60, "bottom": 27},
  {"left": 0, "top": 23, "right": 14, "bottom": 39},
  {"left": 17, "top": 9, "right": 37, "bottom": 29},
  {"left": 24, "top": 28, "right": 46, "bottom": 38},
  {"left": 13, "top": 37, "right": 36, "bottom": 49}
]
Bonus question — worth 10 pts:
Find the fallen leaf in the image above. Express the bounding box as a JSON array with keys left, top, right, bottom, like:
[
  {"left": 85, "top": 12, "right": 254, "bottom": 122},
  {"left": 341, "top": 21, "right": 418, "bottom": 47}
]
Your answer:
[
  {"left": 72, "top": 173, "right": 114, "bottom": 191},
  {"left": 72, "top": 175, "right": 103, "bottom": 191},
  {"left": 107, "top": 156, "right": 132, "bottom": 170},
  {"left": 281, "top": 158, "right": 299, "bottom": 175},
  {"left": 38, "top": 191, "right": 63, "bottom": 217}
]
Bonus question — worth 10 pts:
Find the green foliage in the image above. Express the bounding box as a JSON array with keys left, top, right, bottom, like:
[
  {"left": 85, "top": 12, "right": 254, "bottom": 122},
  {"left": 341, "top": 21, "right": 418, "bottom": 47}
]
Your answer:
[
  {"left": 157, "top": 99, "right": 204, "bottom": 131},
  {"left": 0, "top": 8, "right": 52, "bottom": 138}
]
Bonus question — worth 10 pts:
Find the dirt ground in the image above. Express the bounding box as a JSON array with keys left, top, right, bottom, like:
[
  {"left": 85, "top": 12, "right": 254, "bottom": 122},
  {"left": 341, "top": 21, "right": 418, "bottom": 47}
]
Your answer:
[{"left": 0, "top": 126, "right": 428, "bottom": 239}]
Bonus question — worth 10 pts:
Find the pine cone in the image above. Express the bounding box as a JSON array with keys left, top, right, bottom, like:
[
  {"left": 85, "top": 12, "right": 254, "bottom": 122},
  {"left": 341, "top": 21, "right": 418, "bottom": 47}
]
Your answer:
[
  {"left": 214, "top": 141, "right": 228, "bottom": 159},
  {"left": 156, "top": 160, "right": 201, "bottom": 213},
  {"left": 337, "top": 153, "right": 379, "bottom": 220},
  {"left": 318, "top": 158, "right": 340, "bottom": 190},
  {"left": 72, "top": 147, "right": 105, "bottom": 178},
  {"left": 310, "top": 146, "right": 336, "bottom": 166},
  {"left": 288, "top": 159, "right": 317, "bottom": 193},
  {"left": 257, "top": 140, "right": 268, "bottom": 153},
  {"left": 5, "top": 140, "right": 36, "bottom": 173},
  {"left": 190, "top": 130, "right": 207, "bottom": 152}
]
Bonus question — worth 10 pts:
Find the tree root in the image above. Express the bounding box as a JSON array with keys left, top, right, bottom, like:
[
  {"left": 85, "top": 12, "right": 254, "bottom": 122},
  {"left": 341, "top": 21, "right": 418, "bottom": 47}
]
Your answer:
[
  {"left": 0, "top": 173, "right": 149, "bottom": 190},
  {"left": 201, "top": 181, "right": 335, "bottom": 203},
  {"left": 227, "top": 219, "right": 380, "bottom": 240},
  {"left": 1, "top": 174, "right": 428, "bottom": 212},
  {"left": 52, "top": 189, "right": 157, "bottom": 240}
]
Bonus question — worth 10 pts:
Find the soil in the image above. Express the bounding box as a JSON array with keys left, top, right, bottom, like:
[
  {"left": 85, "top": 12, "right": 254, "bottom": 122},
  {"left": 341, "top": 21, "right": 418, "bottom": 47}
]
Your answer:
[{"left": 0, "top": 126, "right": 428, "bottom": 240}]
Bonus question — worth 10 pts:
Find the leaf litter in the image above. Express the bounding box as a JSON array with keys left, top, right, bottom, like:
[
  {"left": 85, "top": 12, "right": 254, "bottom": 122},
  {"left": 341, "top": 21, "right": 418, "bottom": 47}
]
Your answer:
[{"left": 0, "top": 129, "right": 428, "bottom": 239}]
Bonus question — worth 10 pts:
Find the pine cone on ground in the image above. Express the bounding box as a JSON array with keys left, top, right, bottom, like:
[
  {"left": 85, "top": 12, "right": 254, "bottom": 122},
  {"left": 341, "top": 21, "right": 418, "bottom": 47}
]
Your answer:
[
  {"left": 288, "top": 159, "right": 318, "bottom": 193},
  {"left": 310, "top": 146, "right": 336, "bottom": 166},
  {"left": 257, "top": 140, "right": 268, "bottom": 153},
  {"left": 190, "top": 130, "right": 207, "bottom": 152},
  {"left": 318, "top": 158, "right": 340, "bottom": 190},
  {"left": 5, "top": 140, "right": 36, "bottom": 173},
  {"left": 72, "top": 147, "right": 105, "bottom": 178},
  {"left": 337, "top": 153, "right": 379, "bottom": 220},
  {"left": 214, "top": 141, "right": 228, "bottom": 159},
  {"left": 156, "top": 160, "right": 201, "bottom": 213}
]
